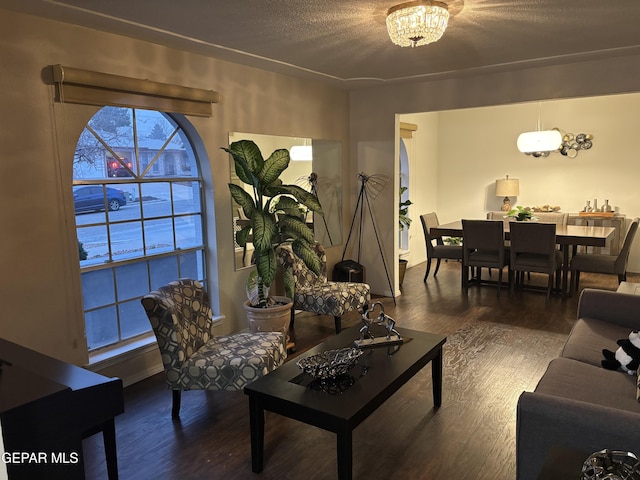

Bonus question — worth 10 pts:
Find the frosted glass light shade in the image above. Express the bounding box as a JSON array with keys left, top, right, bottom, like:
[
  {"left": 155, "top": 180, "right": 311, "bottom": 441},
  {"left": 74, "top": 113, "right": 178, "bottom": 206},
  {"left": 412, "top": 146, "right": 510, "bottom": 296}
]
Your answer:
[
  {"left": 290, "top": 145, "right": 312, "bottom": 161},
  {"left": 386, "top": 1, "right": 449, "bottom": 48},
  {"left": 517, "top": 130, "right": 563, "bottom": 154}
]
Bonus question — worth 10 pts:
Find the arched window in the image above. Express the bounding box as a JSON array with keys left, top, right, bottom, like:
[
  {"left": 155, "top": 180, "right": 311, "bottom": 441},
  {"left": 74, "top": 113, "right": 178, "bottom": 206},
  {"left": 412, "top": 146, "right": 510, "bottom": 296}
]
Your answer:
[{"left": 74, "top": 107, "right": 206, "bottom": 352}]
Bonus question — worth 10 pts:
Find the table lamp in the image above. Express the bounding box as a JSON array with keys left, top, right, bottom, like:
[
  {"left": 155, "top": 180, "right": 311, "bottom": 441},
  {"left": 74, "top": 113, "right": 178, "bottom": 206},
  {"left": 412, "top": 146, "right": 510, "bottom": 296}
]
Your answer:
[{"left": 495, "top": 175, "right": 520, "bottom": 212}]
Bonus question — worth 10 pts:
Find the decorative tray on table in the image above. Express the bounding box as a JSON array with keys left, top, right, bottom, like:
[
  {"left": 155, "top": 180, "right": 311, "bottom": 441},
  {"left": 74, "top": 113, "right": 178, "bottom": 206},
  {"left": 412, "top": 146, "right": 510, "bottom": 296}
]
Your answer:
[
  {"left": 296, "top": 348, "right": 363, "bottom": 380},
  {"left": 579, "top": 212, "right": 615, "bottom": 217}
]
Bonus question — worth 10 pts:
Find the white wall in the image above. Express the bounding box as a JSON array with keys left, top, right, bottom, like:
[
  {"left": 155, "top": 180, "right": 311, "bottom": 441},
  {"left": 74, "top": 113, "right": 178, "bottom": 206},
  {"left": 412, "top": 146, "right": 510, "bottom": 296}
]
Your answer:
[{"left": 401, "top": 94, "right": 640, "bottom": 271}]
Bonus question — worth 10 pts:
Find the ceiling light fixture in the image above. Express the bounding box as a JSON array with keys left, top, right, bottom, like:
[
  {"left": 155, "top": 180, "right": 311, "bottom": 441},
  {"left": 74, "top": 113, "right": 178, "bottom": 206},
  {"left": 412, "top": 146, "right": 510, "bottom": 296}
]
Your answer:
[
  {"left": 386, "top": 0, "right": 450, "bottom": 48},
  {"left": 516, "top": 103, "right": 562, "bottom": 157},
  {"left": 290, "top": 145, "right": 312, "bottom": 161}
]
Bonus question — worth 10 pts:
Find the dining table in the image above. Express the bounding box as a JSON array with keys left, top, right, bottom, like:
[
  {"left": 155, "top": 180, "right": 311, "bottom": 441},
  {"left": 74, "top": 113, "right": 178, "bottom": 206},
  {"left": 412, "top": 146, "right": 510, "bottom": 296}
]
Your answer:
[{"left": 430, "top": 220, "right": 616, "bottom": 296}]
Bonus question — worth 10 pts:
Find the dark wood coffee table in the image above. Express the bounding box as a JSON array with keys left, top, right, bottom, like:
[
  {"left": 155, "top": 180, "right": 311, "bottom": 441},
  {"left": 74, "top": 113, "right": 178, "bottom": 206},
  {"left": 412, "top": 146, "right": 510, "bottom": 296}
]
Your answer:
[{"left": 244, "top": 325, "right": 446, "bottom": 479}]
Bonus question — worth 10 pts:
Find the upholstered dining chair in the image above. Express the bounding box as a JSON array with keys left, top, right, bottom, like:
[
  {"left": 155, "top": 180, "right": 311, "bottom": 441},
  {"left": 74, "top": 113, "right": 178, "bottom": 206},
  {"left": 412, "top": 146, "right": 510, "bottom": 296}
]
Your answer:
[
  {"left": 275, "top": 241, "right": 370, "bottom": 335},
  {"left": 141, "top": 279, "right": 286, "bottom": 418},
  {"left": 421, "top": 212, "right": 463, "bottom": 281},
  {"left": 570, "top": 217, "right": 639, "bottom": 295},
  {"left": 462, "top": 219, "right": 509, "bottom": 295},
  {"left": 487, "top": 211, "right": 567, "bottom": 281},
  {"left": 509, "top": 222, "right": 563, "bottom": 300}
]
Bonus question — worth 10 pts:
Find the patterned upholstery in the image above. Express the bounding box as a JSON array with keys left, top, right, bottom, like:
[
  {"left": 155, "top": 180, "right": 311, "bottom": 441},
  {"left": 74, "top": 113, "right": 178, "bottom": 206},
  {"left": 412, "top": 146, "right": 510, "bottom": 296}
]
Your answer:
[
  {"left": 276, "top": 242, "right": 370, "bottom": 334},
  {"left": 141, "top": 279, "right": 286, "bottom": 417}
]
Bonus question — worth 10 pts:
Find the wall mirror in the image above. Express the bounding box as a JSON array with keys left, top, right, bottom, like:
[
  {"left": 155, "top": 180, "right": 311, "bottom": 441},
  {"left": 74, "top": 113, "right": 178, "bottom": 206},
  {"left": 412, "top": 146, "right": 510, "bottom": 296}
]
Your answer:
[{"left": 228, "top": 132, "right": 343, "bottom": 270}]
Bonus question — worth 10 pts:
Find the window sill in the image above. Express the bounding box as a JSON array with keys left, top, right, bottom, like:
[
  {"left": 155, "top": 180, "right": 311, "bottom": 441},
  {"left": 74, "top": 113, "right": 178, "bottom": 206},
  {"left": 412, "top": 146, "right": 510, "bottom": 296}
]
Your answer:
[{"left": 87, "top": 314, "right": 225, "bottom": 368}]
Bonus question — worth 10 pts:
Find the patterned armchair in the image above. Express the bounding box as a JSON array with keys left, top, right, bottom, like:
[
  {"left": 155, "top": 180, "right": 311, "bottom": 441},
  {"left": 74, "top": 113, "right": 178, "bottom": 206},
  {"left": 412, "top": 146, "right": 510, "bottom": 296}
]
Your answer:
[
  {"left": 141, "top": 279, "right": 286, "bottom": 418},
  {"left": 276, "top": 242, "right": 370, "bottom": 334}
]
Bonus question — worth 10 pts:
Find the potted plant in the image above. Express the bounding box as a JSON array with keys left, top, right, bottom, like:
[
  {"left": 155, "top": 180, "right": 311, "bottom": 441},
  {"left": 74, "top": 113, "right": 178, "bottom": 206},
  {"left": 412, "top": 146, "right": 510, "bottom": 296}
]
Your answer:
[
  {"left": 506, "top": 205, "right": 537, "bottom": 222},
  {"left": 224, "top": 140, "right": 323, "bottom": 333},
  {"left": 398, "top": 186, "right": 412, "bottom": 286}
]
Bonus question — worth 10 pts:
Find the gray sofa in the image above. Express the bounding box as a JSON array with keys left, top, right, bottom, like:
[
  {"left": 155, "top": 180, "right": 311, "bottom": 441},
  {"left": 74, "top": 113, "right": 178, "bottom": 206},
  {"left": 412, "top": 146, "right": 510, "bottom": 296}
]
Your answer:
[{"left": 516, "top": 288, "right": 640, "bottom": 479}]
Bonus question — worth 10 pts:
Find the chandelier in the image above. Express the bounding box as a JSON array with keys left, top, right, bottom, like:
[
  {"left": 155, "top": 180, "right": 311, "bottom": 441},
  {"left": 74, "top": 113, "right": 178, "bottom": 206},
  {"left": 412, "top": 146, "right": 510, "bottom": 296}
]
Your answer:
[{"left": 386, "top": 0, "right": 450, "bottom": 48}]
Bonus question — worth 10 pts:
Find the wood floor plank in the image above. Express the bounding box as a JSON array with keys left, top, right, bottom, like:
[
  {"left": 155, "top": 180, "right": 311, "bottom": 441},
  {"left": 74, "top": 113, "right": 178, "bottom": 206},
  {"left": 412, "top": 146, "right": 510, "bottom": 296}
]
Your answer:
[{"left": 82, "top": 261, "right": 639, "bottom": 479}]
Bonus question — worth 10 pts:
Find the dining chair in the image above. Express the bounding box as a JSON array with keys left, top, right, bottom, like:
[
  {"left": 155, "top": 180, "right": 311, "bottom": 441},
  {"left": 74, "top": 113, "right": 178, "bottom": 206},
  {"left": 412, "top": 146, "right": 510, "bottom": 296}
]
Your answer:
[
  {"left": 141, "top": 279, "right": 287, "bottom": 418},
  {"left": 421, "top": 212, "right": 463, "bottom": 281},
  {"left": 570, "top": 217, "right": 639, "bottom": 295},
  {"left": 461, "top": 219, "right": 509, "bottom": 295},
  {"left": 509, "top": 222, "right": 563, "bottom": 300},
  {"left": 488, "top": 211, "right": 567, "bottom": 281}
]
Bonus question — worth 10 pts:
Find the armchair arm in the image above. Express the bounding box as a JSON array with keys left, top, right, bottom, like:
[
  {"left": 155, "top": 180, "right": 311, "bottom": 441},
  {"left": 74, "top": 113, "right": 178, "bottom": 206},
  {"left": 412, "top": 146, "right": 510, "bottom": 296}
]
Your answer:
[
  {"left": 577, "top": 288, "right": 640, "bottom": 329},
  {"left": 516, "top": 391, "right": 640, "bottom": 480}
]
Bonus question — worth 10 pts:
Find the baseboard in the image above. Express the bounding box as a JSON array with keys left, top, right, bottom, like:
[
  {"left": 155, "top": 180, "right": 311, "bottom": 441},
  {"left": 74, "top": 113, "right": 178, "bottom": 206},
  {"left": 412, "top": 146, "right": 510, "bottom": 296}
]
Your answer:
[{"left": 87, "top": 340, "right": 163, "bottom": 387}]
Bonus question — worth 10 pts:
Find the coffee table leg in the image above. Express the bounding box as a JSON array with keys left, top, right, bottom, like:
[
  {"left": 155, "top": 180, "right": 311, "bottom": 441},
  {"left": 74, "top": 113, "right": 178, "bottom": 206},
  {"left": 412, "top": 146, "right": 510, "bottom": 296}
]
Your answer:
[
  {"left": 336, "top": 428, "right": 353, "bottom": 480},
  {"left": 248, "top": 395, "right": 264, "bottom": 473},
  {"left": 432, "top": 347, "right": 443, "bottom": 408}
]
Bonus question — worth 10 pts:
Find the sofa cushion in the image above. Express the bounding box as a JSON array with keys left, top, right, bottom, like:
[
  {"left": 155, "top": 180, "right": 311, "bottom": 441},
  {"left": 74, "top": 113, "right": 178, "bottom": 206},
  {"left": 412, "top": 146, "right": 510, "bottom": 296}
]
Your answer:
[
  {"left": 561, "top": 317, "right": 635, "bottom": 367},
  {"left": 535, "top": 357, "right": 640, "bottom": 413}
]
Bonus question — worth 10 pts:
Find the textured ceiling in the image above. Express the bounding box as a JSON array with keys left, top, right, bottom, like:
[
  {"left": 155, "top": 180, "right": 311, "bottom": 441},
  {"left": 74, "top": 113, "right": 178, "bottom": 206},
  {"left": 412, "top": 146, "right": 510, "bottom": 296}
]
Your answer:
[{"left": 3, "top": 0, "right": 640, "bottom": 88}]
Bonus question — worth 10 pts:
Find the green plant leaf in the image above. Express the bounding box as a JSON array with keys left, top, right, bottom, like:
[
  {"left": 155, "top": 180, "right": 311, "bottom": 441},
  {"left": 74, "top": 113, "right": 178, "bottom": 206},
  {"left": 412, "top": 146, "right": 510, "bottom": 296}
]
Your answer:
[
  {"left": 228, "top": 183, "right": 256, "bottom": 218},
  {"left": 291, "top": 239, "right": 321, "bottom": 275},
  {"left": 232, "top": 157, "right": 257, "bottom": 187},
  {"left": 275, "top": 196, "right": 305, "bottom": 217},
  {"left": 251, "top": 209, "right": 277, "bottom": 251},
  {"left": 235, "top": 225, "right": 252, "bottom": 247},
  {"left": 259, "top": 149, "right": 290, "bottom": 186},
  {"left": 255, "top": 247, "right": 277, "bottom": 287},
  {"left": 275, "top": 185, "right": 323, "bottom": 213},
  {"left": 279, "top": 215, "right": 314, "bottom": 243},
  {"left": 228, "top": 140, "right": 264, "bottom": 175},
  {"left": 282, "top": 269, "right": 295, "bottom": 300}
]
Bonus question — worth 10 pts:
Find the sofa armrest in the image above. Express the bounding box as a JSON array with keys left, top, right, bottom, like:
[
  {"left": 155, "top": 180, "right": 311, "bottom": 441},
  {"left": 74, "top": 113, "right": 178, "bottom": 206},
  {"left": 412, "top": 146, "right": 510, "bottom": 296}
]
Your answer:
[
  {"left": 516, "top": 391, "right": 640, "bottom": 480},
  {"left": 577, "top": 288, "right": 640, "bottom": 329}
]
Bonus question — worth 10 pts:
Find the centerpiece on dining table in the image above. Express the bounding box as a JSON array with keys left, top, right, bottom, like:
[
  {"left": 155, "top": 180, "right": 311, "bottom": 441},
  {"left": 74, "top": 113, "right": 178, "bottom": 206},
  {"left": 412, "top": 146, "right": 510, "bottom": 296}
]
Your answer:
[{"left": 505, "top": 205, "right": 538, "bottom": 222}]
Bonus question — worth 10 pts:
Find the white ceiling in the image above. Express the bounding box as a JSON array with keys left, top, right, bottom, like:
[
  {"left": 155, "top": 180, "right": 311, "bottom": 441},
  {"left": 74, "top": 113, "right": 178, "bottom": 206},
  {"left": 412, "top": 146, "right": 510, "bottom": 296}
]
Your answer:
[{"left": 3, "top": 0, "right": 640, "bottom": 89}]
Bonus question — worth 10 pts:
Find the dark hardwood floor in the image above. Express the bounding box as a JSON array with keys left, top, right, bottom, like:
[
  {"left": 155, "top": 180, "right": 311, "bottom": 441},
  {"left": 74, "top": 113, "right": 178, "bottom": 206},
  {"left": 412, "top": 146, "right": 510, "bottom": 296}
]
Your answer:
[{"left": 83, "top": 261, "right": 638, "bottom": 479}]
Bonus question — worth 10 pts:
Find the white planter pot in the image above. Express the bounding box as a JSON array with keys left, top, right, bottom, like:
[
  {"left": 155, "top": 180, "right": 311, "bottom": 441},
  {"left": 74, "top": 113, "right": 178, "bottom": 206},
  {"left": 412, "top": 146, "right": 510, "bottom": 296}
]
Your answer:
[{"left": 243, "top": 295, "right": 293, "bottom": 335}]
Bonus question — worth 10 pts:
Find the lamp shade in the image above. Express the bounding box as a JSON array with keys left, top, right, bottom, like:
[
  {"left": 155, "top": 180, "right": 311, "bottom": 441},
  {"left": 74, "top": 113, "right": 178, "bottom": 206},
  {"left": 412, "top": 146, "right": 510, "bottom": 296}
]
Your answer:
[
  {"left": 495, "top": 178, "right": 520, "bottom": 197},
  {"left": 516, "top": 130, "right": 562, "bottom": 154}
]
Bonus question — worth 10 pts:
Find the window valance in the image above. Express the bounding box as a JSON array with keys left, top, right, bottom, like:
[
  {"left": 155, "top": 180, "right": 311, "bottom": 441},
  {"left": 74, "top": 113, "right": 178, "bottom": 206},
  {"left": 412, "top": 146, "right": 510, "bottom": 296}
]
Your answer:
[{"left": 51, "top": 64, "right": 219, "bottom": 117}]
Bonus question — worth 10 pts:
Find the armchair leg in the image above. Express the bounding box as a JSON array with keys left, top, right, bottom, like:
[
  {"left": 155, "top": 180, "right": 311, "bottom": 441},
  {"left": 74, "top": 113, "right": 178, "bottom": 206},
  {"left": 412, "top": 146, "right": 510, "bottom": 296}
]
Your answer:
[
  {"left": 290, "top": 308, "right": 295, "bottom": 329},
  {"left": 172, "top": 390, "right": 181, "bottom": 418},
  {"left": 334, "top": 316, "right": 342, "bottom": 334}
]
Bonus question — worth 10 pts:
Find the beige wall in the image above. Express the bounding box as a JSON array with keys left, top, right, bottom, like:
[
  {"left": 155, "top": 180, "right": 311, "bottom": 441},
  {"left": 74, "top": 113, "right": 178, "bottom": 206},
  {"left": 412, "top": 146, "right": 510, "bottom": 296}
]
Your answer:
[
  {"left": 0, "top": 9, "right": 349, "bottom": 371},
  {"left": 350, "top": 56, "right": 640, "bottom": 296}
]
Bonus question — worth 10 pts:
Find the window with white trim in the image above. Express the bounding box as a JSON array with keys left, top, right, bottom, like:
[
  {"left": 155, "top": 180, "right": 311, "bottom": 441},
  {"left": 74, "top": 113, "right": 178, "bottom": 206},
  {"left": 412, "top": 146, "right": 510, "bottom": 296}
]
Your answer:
[{"left": 74, "top": 107, "right": 206, "bottom": 352}]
